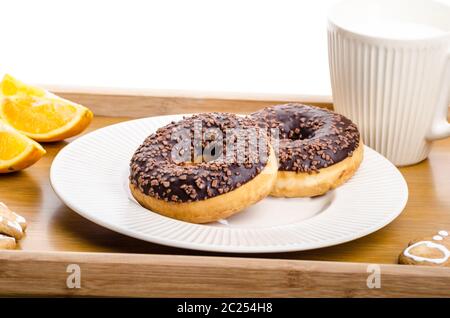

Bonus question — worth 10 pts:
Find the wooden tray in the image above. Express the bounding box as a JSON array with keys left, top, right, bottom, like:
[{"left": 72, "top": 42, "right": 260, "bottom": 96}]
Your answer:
[{"left": 1, "top": 89, "right": 449, "bottom": 297}]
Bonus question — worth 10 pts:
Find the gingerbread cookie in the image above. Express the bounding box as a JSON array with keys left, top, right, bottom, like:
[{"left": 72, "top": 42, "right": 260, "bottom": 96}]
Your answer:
[
  {"left": 0, "top": 234, "right": 16, "bottom": 249},
  {"left": 399, "top": 230, "right": 450, "bottom": 266},
  {"left": 0, "top": 202, "right": 27, "bottom": 230},
  {"left": 0, "top": 215, "right": 23, "bottom": 240},
  {"left": 0, "top": 202, "right": 27, "bottom": 249}
]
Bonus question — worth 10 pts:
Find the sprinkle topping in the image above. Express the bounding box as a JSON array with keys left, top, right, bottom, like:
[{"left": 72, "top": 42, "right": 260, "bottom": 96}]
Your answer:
[
  {"left": 251, "top": 103, "right": 360, "bottom": 173},
  {"left": 130, "top": 113, "right": 270, "bottom": 202}
]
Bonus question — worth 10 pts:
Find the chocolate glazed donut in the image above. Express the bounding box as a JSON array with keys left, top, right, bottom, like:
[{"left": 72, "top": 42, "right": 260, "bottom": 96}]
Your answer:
[
  {"left": 251, "top": 103, "right": 363, "bottom": 197},
  {"left": 129, "top": 113, "right": 278, "bottom": 223}
]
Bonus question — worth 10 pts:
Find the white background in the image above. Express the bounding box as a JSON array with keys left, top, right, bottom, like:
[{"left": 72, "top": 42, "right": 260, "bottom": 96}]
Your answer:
[{"left": 0, "top": 0, "right": 449, "bottom": 98}]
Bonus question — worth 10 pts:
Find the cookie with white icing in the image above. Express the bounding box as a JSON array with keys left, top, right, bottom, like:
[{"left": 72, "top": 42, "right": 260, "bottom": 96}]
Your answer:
[
  {"left": 0, "top": 202, "right": 27, "bottom": 249},
  {"left": 0, "top": 234, "right": 16, "bottom": 250},
  {"left": 0, "top": 202, "right": 27, "bottom": 231},
  {"left": 399, "top": 230, "right": 450, "bottom": 266}
]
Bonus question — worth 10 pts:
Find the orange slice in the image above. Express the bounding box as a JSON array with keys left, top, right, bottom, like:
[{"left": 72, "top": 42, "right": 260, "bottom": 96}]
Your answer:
[
  {"left": 0, "top": 74, "right": 46, "bottom": 97},
  {"left": 0, "top": 119, "right": 46, "bottom": 173},
  {"left": 0, "top": 74, "right": 93, "bottom": 142}
]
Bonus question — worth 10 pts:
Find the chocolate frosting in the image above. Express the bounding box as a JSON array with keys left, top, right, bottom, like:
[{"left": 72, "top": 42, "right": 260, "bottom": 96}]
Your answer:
[
  {"left": 130, "top": 113, "right": 270, "bottom": 203},
  {"left": 251, "top": 103, "right": 360, "bottom": 173}
]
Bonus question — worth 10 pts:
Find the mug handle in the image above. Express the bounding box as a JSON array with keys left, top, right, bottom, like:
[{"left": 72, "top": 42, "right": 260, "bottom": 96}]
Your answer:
[{"left": 427, "top": 49, "right": 450, "bottom": 141}]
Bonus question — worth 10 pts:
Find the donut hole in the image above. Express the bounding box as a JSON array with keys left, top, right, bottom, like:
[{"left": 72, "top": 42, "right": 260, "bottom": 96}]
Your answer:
[
  {"left": 202, "top": 142, "right": 223, "bottom": 162},
  {"left": 284, "top": 125, "right": 316, "bottom": 141},
  {"left": 175, "top": 141, "right": 224, "bottom": 165},
  {"left": 178, "top": 161, "right": 198, "bottom": 167}
]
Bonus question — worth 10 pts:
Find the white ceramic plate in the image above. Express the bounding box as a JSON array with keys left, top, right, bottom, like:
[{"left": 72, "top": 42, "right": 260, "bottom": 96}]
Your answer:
[{"left": 50, "top": 115, "right": 408, "bottom": 253}]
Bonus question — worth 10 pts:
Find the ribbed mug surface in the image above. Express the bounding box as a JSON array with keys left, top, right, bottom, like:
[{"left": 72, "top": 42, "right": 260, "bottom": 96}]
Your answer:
[{"left": 327, "top": 0, "right": 450, "bottom": 166}]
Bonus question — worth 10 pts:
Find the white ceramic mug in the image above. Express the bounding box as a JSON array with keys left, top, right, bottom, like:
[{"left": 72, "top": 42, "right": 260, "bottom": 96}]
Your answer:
[{"left": 328, "top": 0, "right": 450, "bottom": 166}]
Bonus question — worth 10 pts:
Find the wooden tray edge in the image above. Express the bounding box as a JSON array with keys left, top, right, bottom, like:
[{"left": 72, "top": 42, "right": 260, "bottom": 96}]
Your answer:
[
  {"left": 50, "top": 87, "right": 333, "bottom": 117},
  {"left": 1, "top": 250, "right": 449, "bottom": 297}
]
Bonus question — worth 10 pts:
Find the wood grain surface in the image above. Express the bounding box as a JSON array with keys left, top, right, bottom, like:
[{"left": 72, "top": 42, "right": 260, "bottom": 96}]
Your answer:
[
  {"left": 57, "top": 90, "right": 332, "bottom": 117},
  {"left": 1, "top": 250, "right": 450, "bottom": 297},
  {"left": 2, "top": 111, "right": 449, "bottom": 264},
  {"left": 0, "top": 91, "right": 449, "bottom": 296}
]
